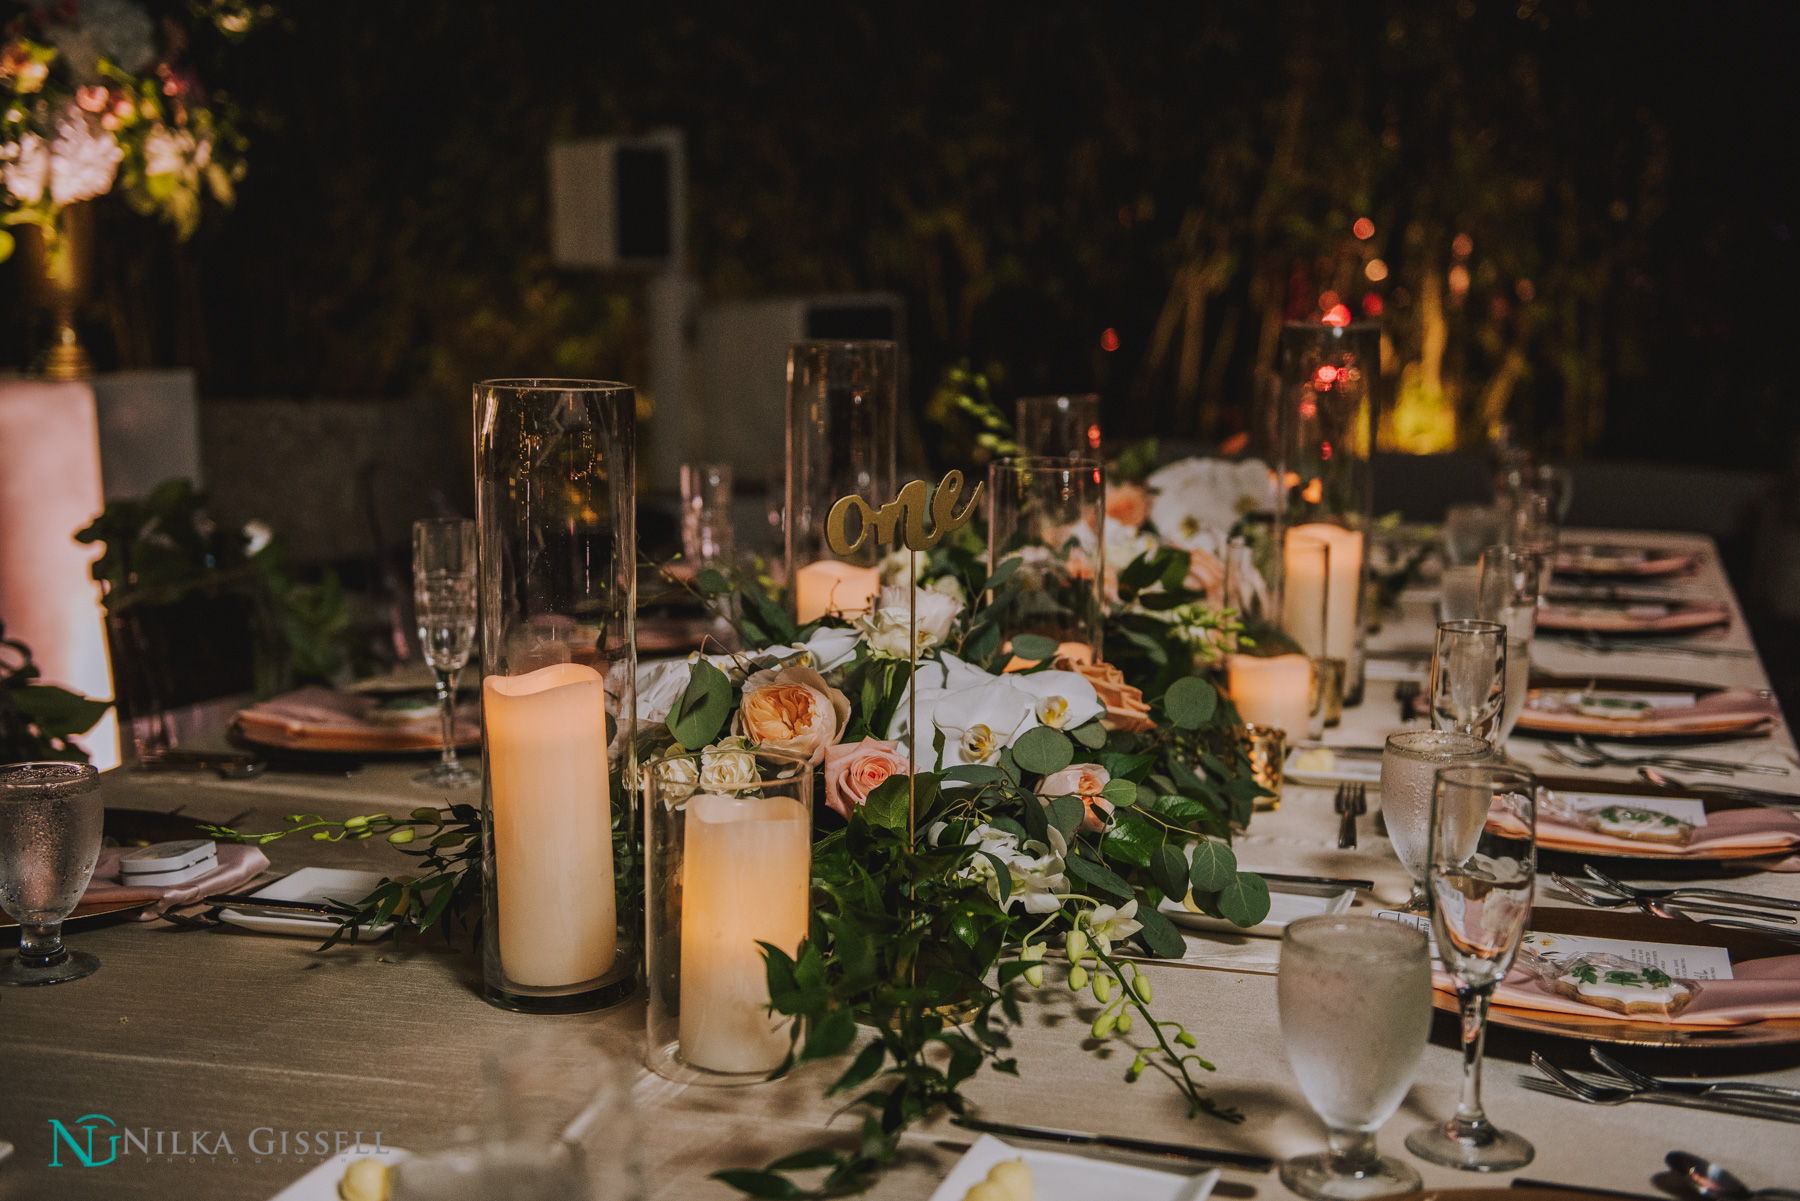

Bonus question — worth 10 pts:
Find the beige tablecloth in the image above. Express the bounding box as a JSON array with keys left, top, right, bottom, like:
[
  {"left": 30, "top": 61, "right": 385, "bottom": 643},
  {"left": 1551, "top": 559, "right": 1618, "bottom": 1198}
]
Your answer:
[{"left": 4, "top": 530, "right": 1798, "bottom": 1200}]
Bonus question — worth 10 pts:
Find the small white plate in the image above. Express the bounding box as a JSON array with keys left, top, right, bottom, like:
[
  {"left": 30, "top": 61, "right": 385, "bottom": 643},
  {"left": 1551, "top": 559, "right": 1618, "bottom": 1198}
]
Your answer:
[
  {"left": 928, "top": 1134, "right": 1218, "bottom": 1201},
  {"left": 218, "top": 867, "right": 396, "bottom": 939},
  {"left": 1161, "top": 881, "right": 1356, "bottom": 939},
  {"left": 267, "top": 1147, "right": 409, "bottom": 1200},
  {"left": 1283, "top": 747, "right": 1382, "bottom": 788}
]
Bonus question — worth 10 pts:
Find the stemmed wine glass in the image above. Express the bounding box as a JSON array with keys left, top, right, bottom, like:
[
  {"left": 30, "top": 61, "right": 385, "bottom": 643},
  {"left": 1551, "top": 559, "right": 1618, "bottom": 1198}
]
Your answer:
[
  {"left": 1429, "top": 619, "right": 1507, "bottom": 744},
  {"left": 1406, "top": 763, "right": 1538, "bottom": 1172},
  {"left": 1278, "top": 915, "right": 1433, "bottom": 1199},
  {"left": 413, "top": 518, "right": 480, "bottom": 788},
  {"left": 1477, "top": 546, "right": 1542, "bottom": 744},
  {"left": 0, "top": 762, "right": 104, "bottom": 985}
]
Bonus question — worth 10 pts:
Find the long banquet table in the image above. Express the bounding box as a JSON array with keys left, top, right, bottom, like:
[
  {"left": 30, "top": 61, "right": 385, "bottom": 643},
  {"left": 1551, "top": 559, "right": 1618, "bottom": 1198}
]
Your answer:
[{"left": 4, "top": 529, "right": 1798, "bottom": 1200}]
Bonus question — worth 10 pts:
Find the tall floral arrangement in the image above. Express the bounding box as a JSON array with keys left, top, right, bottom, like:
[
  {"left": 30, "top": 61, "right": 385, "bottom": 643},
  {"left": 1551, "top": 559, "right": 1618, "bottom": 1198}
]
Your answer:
[{"left": 0, "top": 0, "right": 261, "bottom": 261}]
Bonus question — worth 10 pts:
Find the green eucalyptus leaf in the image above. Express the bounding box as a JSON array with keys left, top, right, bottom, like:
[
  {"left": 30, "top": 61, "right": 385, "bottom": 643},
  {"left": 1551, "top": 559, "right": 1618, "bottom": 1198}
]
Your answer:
[
  {"left": 1189, "top": 838, "right": 1238, "bottom": 892},
  {"left": 694, "top": 567, "right": 731, "bottom": 596},
  {"left": 1132, "top": 902, "right": 1188, "bottom": 960},
  {"left": 1064, "top": 853, "right": 1134, "bottom": 901},
  {"left": 1012, "top": 725, "right": 1073, "bottom": 775},
  {"left": 1009, "top": 633, "right": 1059, "bottom": 663},
  {"left": 1101, "top": 778, "right": 1138, "bottom": 808},
  {"left": 1045, "top": 794, "right": 1086, "bottom": 842},
  {"left": 1098, "top": 751, "right": 1155, "bottom": 781},
  {"left": 1150, "top": 844, "right": 1190, "bottom": 898},
  {"left": 670, "top": 658, "right": 732, "bottom": 749},
  {"left": 1017, "top": 785, "right": 1050, "bottom": 844},
  {"left": 1217, "top": 872, "right": 1272, "bottom": 927},
  {"left": 861, "top": 774, "right": 912, "bottom": 832},
  {"left": 1069, "top": 718, "right": 1107, "bottom": 749},
  {"left": 1164, "top": 676, "right": 1217, "bottom": 729},
  {"left": 984, "top": 554, "right": 1022, "bottom": 592},
  {"left": 1099, "top": 815, "right": 1159, "bottom": 866},
  {"left": 941, "top": 763, "right": 1006, "bottom": 785}
]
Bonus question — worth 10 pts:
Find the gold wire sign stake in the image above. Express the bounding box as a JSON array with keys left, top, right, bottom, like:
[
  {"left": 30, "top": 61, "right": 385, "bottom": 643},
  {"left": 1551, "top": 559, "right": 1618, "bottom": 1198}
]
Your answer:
[{"left": 825, "top": 471, "right": 984, "bottom": 847}]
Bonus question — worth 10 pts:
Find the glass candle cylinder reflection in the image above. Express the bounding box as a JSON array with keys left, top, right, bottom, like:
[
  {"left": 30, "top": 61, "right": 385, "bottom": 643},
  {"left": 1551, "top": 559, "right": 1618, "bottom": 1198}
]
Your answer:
[
  {"left": 986, "top": 457, "right": 1106, "bottom": 662},
  {"left": 484, "top": 664, "right": 616, "bottom": 988},
  {"left": 1015, "top": 393, "right": 1102, "bottom": 460}
]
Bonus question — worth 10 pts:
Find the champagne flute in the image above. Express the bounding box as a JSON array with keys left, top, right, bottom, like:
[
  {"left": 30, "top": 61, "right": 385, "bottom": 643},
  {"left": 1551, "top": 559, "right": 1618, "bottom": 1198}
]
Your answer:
[
  {"left": 1405, "top": 764, "right": 1537, "bottom": 1172},
  {"left": 1379, "top": 731, "right": 1494, "bottom": 912},
  {"left": 1477, "top": 546, "right": 1543, "bottom": 744},
  {"left": 1429, "top": 619, "right": 1506, "bottom": 743},
  {"left": 1278, "top": 915, "right": 1433, "bottom": 1199},
  {"left": 413, "top": 518, "right": 480, "bottom": 788},
  {"left": 0, "top": 762, "right": 104, "bottom": 985}
]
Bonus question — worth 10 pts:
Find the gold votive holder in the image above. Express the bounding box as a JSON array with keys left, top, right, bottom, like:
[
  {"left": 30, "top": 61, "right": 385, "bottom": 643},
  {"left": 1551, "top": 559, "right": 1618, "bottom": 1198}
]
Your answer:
[{"left": 1236, "top": 722, "right": 1287, "bottom": 814}]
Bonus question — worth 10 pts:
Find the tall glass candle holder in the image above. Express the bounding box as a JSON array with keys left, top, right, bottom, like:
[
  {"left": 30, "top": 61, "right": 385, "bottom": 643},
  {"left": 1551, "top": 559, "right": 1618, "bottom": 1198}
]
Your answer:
[
  {"left": 1278, "top": 320, "right": 1378, "bottom": 707},
  {"left": 987, "top": 456, "right": 1106, "bottom": 662},
  {"left": 680, "top": 462, "right": 735, "bottom": 571},
  {"left": 785, "top": 340, "right": 897, "bottom": 624},
  {"left": 645, "top": 748, "right": 813, "bottom": 1085},
  {"left": 1016, "top": 393, "right": 1102, "bottom": 460},
  {"left": 475, "top": 379, "right": 638, "bottom": 1014}
]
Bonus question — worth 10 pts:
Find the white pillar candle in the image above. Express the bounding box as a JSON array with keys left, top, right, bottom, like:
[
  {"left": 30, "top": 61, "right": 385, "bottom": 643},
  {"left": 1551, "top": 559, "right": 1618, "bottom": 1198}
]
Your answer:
[
  {"left": 1226, "top": 653, "right": 1314, "bottom": 740},
  {"left": 680, "top": 793, "right": 811, "bottom": 1074},
  {"left": 1283, "top": 522, "right": 1363, "bottom": 662},
  {"left": 483, "top": 663, "right": 616, "bottom": 988},
  {"left": 794, "top": 559, "right": 881, "bottom": 625}
]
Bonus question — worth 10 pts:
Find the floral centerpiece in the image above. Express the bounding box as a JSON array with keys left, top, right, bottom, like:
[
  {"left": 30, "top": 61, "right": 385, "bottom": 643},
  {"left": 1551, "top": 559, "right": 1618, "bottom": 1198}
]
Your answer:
[{"left": 213, "top": 532, "right": 1273, "bottom": 1199}]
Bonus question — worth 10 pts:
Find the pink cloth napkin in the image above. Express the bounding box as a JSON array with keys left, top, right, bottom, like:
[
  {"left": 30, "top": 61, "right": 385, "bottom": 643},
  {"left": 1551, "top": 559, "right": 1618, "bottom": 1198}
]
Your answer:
[
  {"left": 83, "top": 843, "right": 270, "bottom": 921},
  {"left": 1537, "top": 806, "right": 1800, "bottom": 857},
  {"left": 1435, "top": 955, "right": 1800, "bottom": 1028},
  {"left": 1521, "top": 686, "right": 1779, "bottom": 737},
  {"left": 237, "top": 686, "right": 478, "bottom": 749}
]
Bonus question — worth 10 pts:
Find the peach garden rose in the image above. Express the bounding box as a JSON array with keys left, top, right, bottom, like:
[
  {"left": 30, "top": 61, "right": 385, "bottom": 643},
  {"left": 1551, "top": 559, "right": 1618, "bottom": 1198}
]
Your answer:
[
  {"left": 823, "top": 737, "right": 911, "bottom": 819},
  {"left": 736, "top": 665, "right": 850, "bottom": 765},
  {"left": 1034, "top": 763, "right": 1114, "bottom": 834}
]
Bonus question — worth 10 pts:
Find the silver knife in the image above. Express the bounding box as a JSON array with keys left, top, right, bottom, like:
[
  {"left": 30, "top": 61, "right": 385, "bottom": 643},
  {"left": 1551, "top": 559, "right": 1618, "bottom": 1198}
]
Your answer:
[{"left": 950, "top": 1117, "right": 1274, "bottom": 1172}]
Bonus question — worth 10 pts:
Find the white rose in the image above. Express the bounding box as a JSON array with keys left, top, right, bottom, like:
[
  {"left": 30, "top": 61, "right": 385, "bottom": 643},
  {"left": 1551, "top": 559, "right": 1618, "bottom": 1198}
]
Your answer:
[
  {"left": 857, "top": 585, "right": 963, "bottom": 661},
  {"left": 699, "top": 736, "right": 758, "bottom": 790}
]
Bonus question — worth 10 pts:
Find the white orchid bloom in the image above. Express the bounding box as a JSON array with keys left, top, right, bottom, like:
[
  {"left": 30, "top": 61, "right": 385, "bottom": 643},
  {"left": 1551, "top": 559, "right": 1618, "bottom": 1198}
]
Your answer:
[
  {"left": 930, "top": 679, "right": 1037, "bottom": 767},
  {"left": 796, "top": 625, "right": 862, "bottom": 673},
  {"left": 885, "top": 652, "right": 1002, "bottom": 746},
  {"left": 1146, "top": 457, "right": 1275, "bottom": 551},
  {"left": 1008, "top": 669, "right": 1104, "bottom": 732},
  {"left": 1084, "top": 899, "right": 1143, "bottom": 955},
  {"left": 960, "top": 824, "right": 1069, "bottom": 914}
]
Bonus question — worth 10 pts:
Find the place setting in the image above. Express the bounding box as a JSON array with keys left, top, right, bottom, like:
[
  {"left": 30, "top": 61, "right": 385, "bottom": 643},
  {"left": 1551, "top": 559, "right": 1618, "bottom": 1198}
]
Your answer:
[{"left": 1, "top": 9, "right": 1799, "bottom": 1199}]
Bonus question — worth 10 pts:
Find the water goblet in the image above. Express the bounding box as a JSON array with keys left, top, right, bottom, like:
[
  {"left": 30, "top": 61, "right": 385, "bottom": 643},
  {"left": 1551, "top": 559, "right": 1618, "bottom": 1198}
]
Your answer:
[
  {"left": 413, "top": 518, "right": 480, "bottom": 788},
  {"left": 1477, "top": 546, "right": 1543, "bottom": 744},
  {"left": 1278, "top": 915, "right": 1433, "bottom": 1199},
  {"left": 1378, "top": 731, "right": 1494, "bottom": 911},
  {"left": 1429, "top": 619, "right": 1506, "bottom": 743},
  {"left": 0, "top": 762, "right": 104, "bottom": 985},
  {"left": 1405, "top": 764, "right": 1538, "bottom": 1172},
  {"left": 1442, "top": 504, "right": 1501, "bottom": 567}
]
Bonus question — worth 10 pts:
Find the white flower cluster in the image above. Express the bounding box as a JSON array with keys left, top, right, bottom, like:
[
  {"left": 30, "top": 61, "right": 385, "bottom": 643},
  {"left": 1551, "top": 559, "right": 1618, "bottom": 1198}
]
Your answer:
[
  {"left": 2, "top": 106, "right": 123, "bottom": 206},
  {"left": 1144, "top": 457, "right": 1275, "bottom": 558}
]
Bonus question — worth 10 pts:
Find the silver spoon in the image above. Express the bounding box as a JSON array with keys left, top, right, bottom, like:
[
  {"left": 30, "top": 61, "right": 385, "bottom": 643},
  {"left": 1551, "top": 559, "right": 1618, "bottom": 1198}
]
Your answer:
[{"left": 1666, "top": 1150, "right": 1800, "bottom": 1201}]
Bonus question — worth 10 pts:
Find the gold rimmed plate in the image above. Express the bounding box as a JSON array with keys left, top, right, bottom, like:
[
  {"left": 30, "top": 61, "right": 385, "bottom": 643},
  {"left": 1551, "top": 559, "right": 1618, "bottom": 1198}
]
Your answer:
[
  {"left": 1537, "top": 599, "right": 1730, "bottom": 635},
  {"left": 1516, "top": 674, "right": 1774, "bottom": 742},
  {"left": 1553, "top": 544, "right": 1699, "bottom": 578},
  {"left": 1434, "top": 908, "right": 1800, "bottom": 1048}
]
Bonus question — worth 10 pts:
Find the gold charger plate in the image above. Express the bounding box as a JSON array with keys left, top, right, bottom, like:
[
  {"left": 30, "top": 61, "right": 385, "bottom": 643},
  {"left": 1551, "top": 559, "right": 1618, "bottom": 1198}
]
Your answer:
[
  {"left": 1533, "top": 776, "right": 1800, "bottom": 862},
  {"left": 1515, "top": 674, "right": 1771, "bottom": 741},
  {"left": 1432, "top": 908, "right": 1800, "bottom": 1048},
  {"left": 1538, "top": 600, "right": 1730, "bottom": 635}
]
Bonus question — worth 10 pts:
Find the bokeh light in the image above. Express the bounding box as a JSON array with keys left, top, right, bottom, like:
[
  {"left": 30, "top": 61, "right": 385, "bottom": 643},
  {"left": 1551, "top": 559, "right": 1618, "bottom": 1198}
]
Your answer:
[
  {"left": 1353, "top": 217, "right": 1375, "bottom": 240},
  {"left": 1100, "top": 328, "right": 1120, "bottom": 352},
  {"left": 1364, "top": 258, "right": 1388, "bottom": 281}
]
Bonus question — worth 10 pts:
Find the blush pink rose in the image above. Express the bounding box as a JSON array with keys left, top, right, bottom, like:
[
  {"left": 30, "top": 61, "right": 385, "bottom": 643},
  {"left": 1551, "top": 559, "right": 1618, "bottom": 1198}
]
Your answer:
[
  {"left": 823, "top": 737, "right": 912, "bottom": 820},
  {"left": 1034, "top": 763, "right": 1114, "bottom": 833},
  {"left": 1106, "top": 482, "right": 1151, "bottom": 528}
]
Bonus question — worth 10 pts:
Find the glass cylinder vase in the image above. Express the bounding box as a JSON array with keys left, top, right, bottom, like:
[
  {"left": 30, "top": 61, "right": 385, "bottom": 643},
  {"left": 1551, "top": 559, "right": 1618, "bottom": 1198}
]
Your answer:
[
  {"left": 1016, "top": 393, "right": 1102, "bottom": 460},
  {"left": 474, "top": 379, "right": 639, "bottom": 1014},
  {"left": 644, "top": 748, "right": 813, "bottom": 1085},
  {"left": 987, "top": 456, "right": 1106, "bottom": 663},
  {"left": 785, "top": 340, "right": 898, "bottom": 625},
  {"left": 1277, "top": 320, "right": 1378, "bottom": 706}
]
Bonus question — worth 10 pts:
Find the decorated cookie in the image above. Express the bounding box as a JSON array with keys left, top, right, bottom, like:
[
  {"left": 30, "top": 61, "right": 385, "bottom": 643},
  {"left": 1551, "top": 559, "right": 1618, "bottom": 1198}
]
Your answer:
[
  {"left": 1590, "top": 805, "right": 1693, "bottom": 846},
  {"left": 1553, "top": 961, "right": 1694, "bottom": 1017}
]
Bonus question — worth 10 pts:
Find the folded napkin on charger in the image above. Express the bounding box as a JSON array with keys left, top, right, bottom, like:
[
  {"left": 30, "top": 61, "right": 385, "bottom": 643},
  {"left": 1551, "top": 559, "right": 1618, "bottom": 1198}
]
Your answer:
[
  {"left": 236, "top": 686, "right": 477, "bottom": 752},
  {"left": 1436, "top": 956, "right": 1800, "bottom": 1028},
  {"left": 1536, "top": 806, "right": 1800, "bottom": 858},
  {"left": 1518, "top": 686, "right": 1779, "bottom": 738},
  {"left": 81, "top": 843, "right": 270, "bottom": 920}
]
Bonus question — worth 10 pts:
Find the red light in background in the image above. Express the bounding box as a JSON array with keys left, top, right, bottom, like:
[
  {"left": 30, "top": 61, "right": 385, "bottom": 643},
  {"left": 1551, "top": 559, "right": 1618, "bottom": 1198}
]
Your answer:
[
  {"left": 1219, "top": 431, "right": 1249, "bottom": 455},
  {"left": 1323, "top": 303, "right": 1353, "bottom": 326},
  {"left": 1086, "top": 423, "right": 1102, "bottom": 449},
  {"left": 1315, "top": 365, "right": 1339, "bottom": 387},
  {"left": 1321, "top": 440, "right": 1333, "bottom": 461},
  {"left": 1319, "top": 290, "right": 1340, "bottom": 311},
  {"left": 1100, "top": 328, "right": 1120, "bottom": 352},
  {"left": 1453, "top": 233, "right": 1474, "bottom": 258},
  {"left": 1363, "top": 294, "right": 1384, "bottom": 316},
  {"left": 1353, "top": 218, "right": 1375, "bottom": 240},
  {"left": 1298, "top": 399, "right": 1318, "bottom": 419}
]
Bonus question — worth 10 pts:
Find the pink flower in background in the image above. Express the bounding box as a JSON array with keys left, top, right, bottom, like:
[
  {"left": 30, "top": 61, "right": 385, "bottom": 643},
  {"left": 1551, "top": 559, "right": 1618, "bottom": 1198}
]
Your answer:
[
  {"left": 76, "top": 85, "right": 109, "bottom": 112},
  {"left": 823, "top": 737, "right": 910, "bottom": 819},
  {"left": 48, "top": 106, "right": 122, "bottom": 205},
  {"left": 3, "top": 134, "right": 48, "bottom": 204}
]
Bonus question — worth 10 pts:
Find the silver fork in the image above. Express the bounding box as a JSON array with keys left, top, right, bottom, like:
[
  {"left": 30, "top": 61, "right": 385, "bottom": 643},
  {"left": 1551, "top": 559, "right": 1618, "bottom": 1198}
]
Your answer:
[
  {"left": 1333, "top": 782, "right": 1365, "bottom": 850},
  {"left": 1584, "top": 866, "right": 1800, "bottom": 914},
  {"left": 1526, "top": 1054, "right": 1800, "bottom": 1123},
  {"left": 1573, "top": 736, "right": 1787, "bottom": 777},
  {"left": 1552, "top": 874, "right": 1798, "bottom": 925},
  {"left": 1589, "top": 1046, "right": 1800, "bottom": 1104}
]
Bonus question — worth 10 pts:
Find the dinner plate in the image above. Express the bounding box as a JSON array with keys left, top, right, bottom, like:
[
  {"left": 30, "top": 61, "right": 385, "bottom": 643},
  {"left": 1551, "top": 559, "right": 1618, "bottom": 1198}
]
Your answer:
[
  {"left": 926, "top": 1134, "right": 1218, "bottom": 1201},
  {"left": 217, "top": 867, "right": 396, "bottom": 939},
  {"left": 1537, "top": 600, "right": 1730, "bottom": 635},
  {"left": 1161, "top": 879, "right": 1355, "bottom": 938},
  {"left": 1534, "top": 776, "right": 1800, "bottom": 861},
  {"left": 1514, "top": 674, "right": 1772, "bottom": 741},
  {"left": 1553, "top": 544, "right": 1698, "bottom": 578},
  {"left": 1435, "top": 908, "right": 1800, "bottom": 1048}
]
